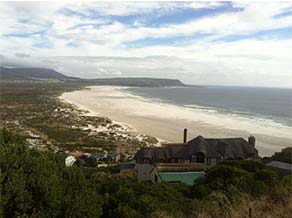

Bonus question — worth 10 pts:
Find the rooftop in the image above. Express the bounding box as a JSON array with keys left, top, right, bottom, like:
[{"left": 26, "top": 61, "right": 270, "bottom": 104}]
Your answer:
[
  {"left": 135, "top": 135, "right": 258, "bottom": 164},
  {"left": 266, "top": 161, "right": 292, "bottom": 172}
]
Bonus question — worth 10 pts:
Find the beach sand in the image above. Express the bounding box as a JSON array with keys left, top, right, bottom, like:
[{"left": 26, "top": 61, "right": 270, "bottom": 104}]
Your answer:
[{"left": 60, "top": 86, "right": 292, "bottom": 157}]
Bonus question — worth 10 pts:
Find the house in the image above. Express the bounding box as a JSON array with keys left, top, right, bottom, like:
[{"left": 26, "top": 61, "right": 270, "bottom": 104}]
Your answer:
[
  {"left": 91, "top": 151, "right": 120, "bottom": 164},
  {"left": 91, "top": 152, "right": 107, "bottom": 163},
  {"left": 150, "top": 163, "right": 205, "bottom": 185},
  {"left": 134, "top": 129, "right": 258, "bottom": 184},
  {"left": 65, "top": 156, "right": 76, "bottom": 167},
  {"left": 119, "top": 160, "right": 136, "bottom": 172},
  {"left": 69, "top": 150, "right": 84, "bottom": 158},
  {"left": 266, "top": 161, "right": 292, "bottom": 175},
  {"left": 107, "top": 151, "right": 121, "bottom": 163}
]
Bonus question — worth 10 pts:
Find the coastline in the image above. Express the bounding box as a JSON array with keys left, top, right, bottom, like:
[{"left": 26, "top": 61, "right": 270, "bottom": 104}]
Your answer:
[{"left": 60, "top": 85, "right": 292, "bottom": 156}]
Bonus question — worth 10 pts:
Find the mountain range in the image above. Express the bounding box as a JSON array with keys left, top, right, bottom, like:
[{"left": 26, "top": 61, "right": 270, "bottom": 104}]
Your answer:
[{"left": 0, "top": 66, "right": 185, "bottom": 87}]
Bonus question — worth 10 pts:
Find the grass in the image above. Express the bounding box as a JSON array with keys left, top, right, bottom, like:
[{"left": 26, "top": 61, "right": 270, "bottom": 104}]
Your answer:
[{"left": 196, "top": 194, "right": 292, "bottom": 218}]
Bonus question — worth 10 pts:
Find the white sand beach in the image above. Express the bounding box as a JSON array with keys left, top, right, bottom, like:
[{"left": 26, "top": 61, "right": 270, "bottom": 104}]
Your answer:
[{"left": 60, "top": 86, "right": 292, "bottom": 156}]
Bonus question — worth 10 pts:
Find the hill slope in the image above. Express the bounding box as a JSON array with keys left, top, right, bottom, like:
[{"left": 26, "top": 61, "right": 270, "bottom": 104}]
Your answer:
[
  {"left": 0, "top": 66, "right": 186, "bottom": 87},
  {"left": 0, "top": 66, "right": 75, "bottom": 81},
  {"left": 89, "top": 77, "right": 185, "bottom": 87}
]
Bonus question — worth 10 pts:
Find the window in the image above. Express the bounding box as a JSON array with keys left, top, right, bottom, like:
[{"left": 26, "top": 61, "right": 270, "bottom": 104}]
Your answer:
[
  {"left": 196, "top": 153, "right": 205, "bottom": 163},
  {"left": 191, "top": 153, "right": 205, "bottom": 163},
  {"left": 142, "top": 158, "right": 150, "bottom": 163}
]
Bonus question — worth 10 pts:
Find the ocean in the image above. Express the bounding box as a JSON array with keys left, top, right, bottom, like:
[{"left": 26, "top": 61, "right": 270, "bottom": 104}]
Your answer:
[{"left": 125, "top": 86, "right": 292, "bottom": 127}]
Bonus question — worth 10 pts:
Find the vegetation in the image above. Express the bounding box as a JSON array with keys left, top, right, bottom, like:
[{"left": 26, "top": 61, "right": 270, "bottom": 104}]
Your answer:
[
  {"left": 89, "top": 77, "right": 186, "bottom": 87},
  {"left": 1, "top": 78, "right": 291, "bottom": 217},
  {"left": 1, "top": 129, "right": 291, "bottom": 218},
  {"left": 0, "top": 81, "right": 154, "bottom": 154},
  {"left": 0, "top": 129, "right": 102, "bottom": 218}
]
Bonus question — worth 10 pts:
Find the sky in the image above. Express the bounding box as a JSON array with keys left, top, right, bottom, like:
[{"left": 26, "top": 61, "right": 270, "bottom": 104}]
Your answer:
[{"left": 0, "top": 1, "right": 292, "bottom": 88}]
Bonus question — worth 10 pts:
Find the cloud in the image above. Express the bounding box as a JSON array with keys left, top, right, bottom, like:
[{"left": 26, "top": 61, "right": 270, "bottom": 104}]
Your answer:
[
  {"left": 0, "top": 54, "right": 4, "bottom": 62},
  {"left": 15, "top": 52, "right": 31, "bottom": 58},
  {"left": 0, "top": 1, "right": 292, "bottom": 88},
  {"left": 65, "top": 1, "right": 225, "bottom": 17}
]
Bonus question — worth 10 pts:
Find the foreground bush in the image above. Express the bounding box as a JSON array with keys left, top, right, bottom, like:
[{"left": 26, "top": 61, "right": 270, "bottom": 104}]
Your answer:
[
  {"left": 1, "top": 129, "right": 291, "bottom": 218},
  {"left": 0, "top": 130, "right": 102, "bottom": 218}
]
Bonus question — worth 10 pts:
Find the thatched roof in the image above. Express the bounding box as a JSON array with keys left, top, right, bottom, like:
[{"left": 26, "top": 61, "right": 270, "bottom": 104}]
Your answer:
[{"left": 135, "top": 136, "right": 258, "bottom": 164}]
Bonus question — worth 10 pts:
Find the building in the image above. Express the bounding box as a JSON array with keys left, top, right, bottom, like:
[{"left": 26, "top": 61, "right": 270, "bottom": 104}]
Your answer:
[
  {"left": 65, "top": 156, "right": 77, "bottom": 167},
  {"left": 119, "top": 160, "right": 136, "bottom": 172},
  {"left": 266, "top": 161, "right": 292, "bottom": 175},
  {"left": 135, "top": 129, "right": 258, "bottom": 184},
  {"left": 91, "top": 151, "right": 121, "bottom": 164},
  {"left": 150, "top": 163, "right": 205, "bottom": 185}
]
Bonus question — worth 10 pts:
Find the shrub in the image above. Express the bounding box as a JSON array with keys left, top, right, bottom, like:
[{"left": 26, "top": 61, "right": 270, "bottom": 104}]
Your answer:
[
  {"left": 254, "top": 169, "right": 279, "bottom": 188},
  {"left": 218, "top": 159, "right": 264, "bottom": 172},
  {"left": 0, "top": 129, "right": 102, "bottom": 218},
  {"left": 191, "top": 184, "right": 211, "bottom": 199},
  {"left": 205, "top": 165, "right": 254, "bottom": 193},
  {"left": 280, "top": 175, "right": 292, "bottom": 192}
]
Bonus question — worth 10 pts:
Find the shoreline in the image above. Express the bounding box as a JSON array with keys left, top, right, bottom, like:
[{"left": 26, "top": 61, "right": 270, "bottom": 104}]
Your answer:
[{"left": 60, "top": 85, "right": 292, "bottom": 156}]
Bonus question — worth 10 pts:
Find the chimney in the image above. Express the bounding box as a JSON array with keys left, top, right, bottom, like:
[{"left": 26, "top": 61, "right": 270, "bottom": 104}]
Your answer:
[
  {"left": 248, "top": 135, "right": 256, "bottom": 147},
  {"left": 183, "top": 128, "right": 187, "bottom": 143}
]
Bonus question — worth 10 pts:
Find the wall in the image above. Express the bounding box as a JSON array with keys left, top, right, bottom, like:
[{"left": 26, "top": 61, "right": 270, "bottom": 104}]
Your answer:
[{"left": 137, "top": 163, "right": 154, "bottom": 182}]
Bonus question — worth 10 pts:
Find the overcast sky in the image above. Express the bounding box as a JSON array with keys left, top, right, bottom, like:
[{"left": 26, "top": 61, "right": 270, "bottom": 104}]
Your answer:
[{"left": 0, "top": 1, "right": 292, "bottom": 87}]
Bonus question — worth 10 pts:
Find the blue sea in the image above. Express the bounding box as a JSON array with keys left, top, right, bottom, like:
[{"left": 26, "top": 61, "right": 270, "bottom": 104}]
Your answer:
[{"left": 125, "top": 86, "right": 292, "bottom": 127}]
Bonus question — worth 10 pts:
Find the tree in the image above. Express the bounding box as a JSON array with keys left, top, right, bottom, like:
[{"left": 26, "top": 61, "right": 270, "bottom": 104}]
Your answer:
[{"left": 0, "top": 129, "right": 102, "bottom": 218}]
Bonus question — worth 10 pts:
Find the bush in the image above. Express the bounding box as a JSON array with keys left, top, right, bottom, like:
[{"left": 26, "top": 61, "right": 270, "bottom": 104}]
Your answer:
[
  {"left": 1, "top": 129, "right": 291, "bottom": 218},
  {"left": 0, "top": 128, "right": 26, "bottom": 145},
  {"left": 0, "top": 129, "right": 102, "bottom": 218},
  {"left": 280, "top": 175, "right": 292, "bottom": 192},
  {"left": 218, "top": 159, "right": 264, "bottom": 172},
  {"left": 191, "top": 184, "right": 211, "bottom": 199},
  {"left": 205, "top": 165, "right": 254, "bottom": 193},
  {"left": 254, "top": 169, "right": 279, "bottom": 188}
]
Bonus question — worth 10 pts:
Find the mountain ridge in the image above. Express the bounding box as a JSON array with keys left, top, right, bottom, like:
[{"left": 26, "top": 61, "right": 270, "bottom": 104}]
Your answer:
[
  {"left": 88, "top": 77, "right": 185, "bottom": 87},
  {"left": 0, "top": 66, "right": 71, "bottom": 80},
  {"left": 0, "top": 66, "right": 186, "bottom": 87}
]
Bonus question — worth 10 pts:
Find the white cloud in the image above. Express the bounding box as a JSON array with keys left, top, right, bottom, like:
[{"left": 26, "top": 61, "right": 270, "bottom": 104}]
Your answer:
[
  {"left": 66, "top": 1, "right": 225, "bottom": 17},
  {"left": 0, "top": 1, "right": 292, "bottom": 88},
  {"left": 15, "top": 52, "right": 30, "bottom": 58}
]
